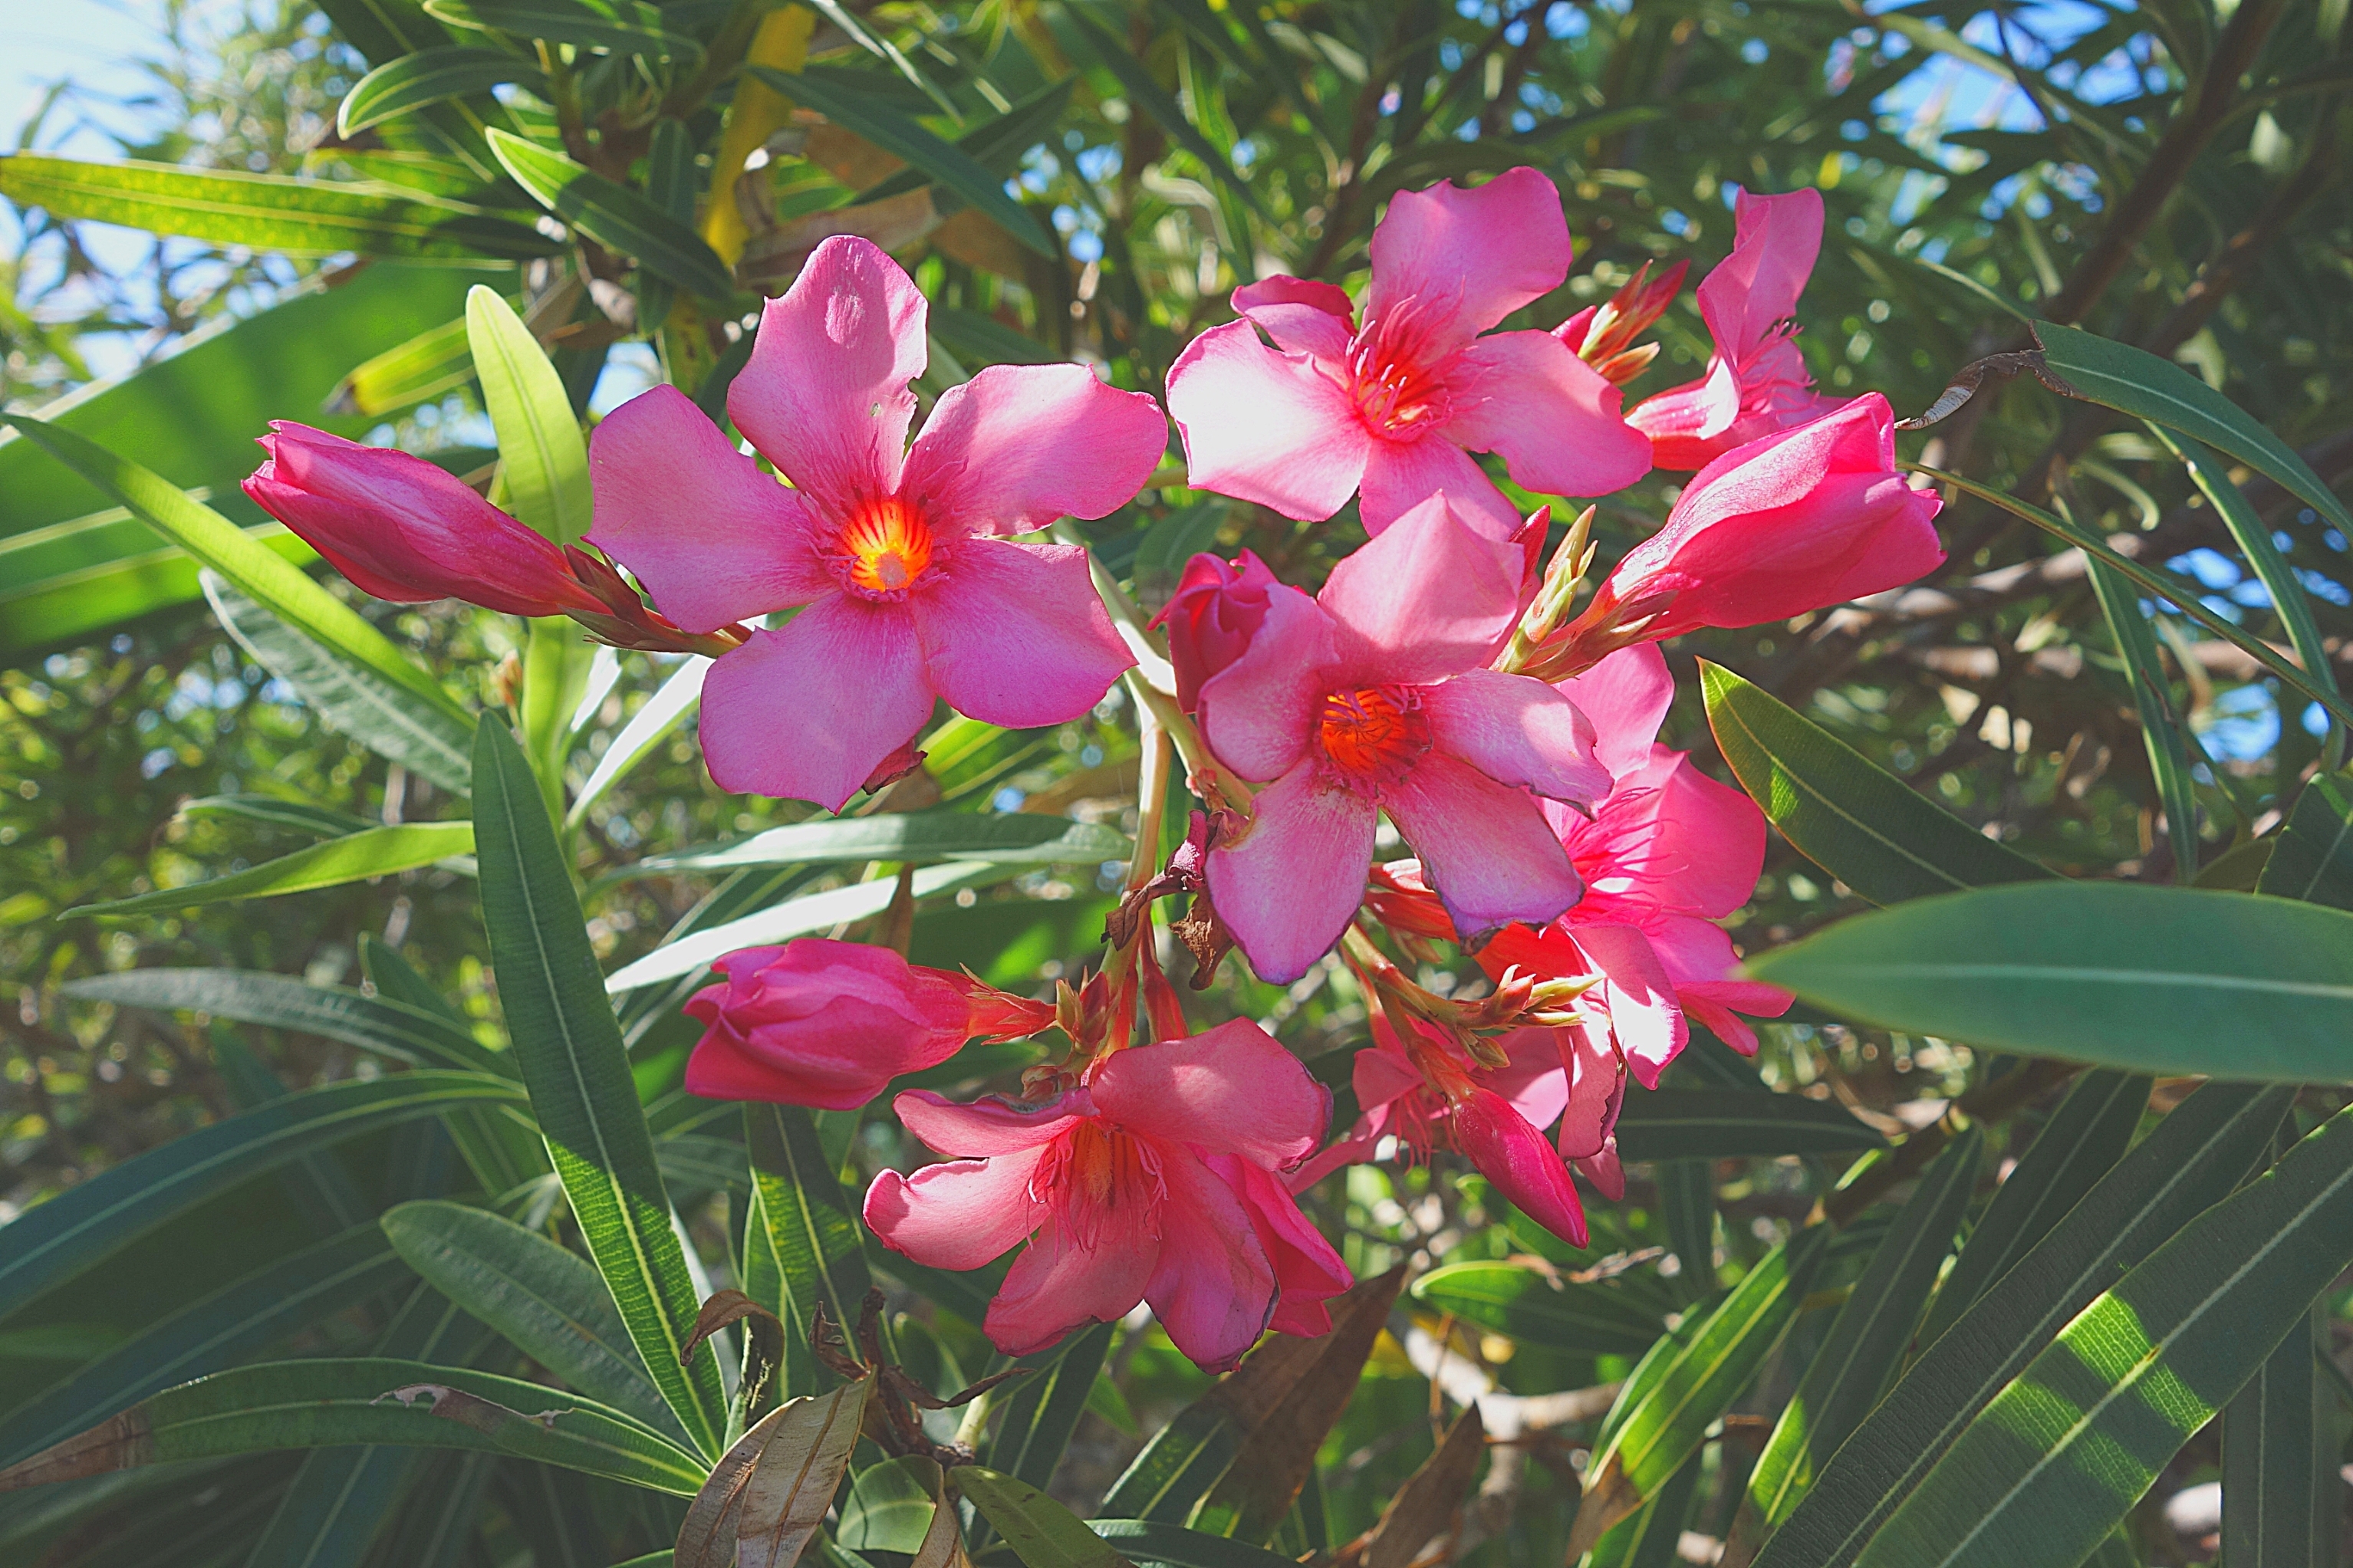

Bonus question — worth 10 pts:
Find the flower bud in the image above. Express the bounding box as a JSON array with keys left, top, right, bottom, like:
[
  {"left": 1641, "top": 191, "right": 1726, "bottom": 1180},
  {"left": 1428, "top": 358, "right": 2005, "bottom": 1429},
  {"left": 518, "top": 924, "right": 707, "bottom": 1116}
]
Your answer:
[
  {"left": 684, "top": 938, "right": 975, "bottom": 1109},
  {"left": 1150, "top": 549, "right": 1281, "bottom": 712},
  {"left": 243, "top": 422, "right": 606, "bottom": 619}
]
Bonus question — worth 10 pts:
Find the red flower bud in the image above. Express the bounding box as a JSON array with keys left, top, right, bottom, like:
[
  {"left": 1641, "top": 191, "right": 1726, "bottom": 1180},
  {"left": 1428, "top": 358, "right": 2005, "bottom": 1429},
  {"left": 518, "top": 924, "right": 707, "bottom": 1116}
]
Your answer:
[
  {"left": 684, "top": 939, "right": 975, "bottom": 1109},
  {"left": 242, "top": 422, "right": 606, "bottom": 619},
  {"left": 1150, "top": 549, "right": 1281, "bottom": 713}
]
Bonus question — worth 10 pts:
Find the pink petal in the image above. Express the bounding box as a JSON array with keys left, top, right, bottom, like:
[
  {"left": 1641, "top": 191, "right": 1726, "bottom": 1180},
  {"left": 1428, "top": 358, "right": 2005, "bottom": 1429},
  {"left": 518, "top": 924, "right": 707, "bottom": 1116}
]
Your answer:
[
  {"left": 587, "top": 385, "right": 833, "bottom": 632},
  {"left": 1318, "top": 494, "right": 1523, "bottom": 683},
  {"left": 1232, "top": 275, "right": 1356, "bottom": 360},
  {"left": 1091, "top": 1018, "right": 1329, "bottom": 1170},
  {"left": 730, "top": 235, "right": 926, "bottom": 513},
  {"left": 1452, "top": 1085, "right": 1586, "bottom": 1247},
  {"left": 1354, "top": 1033, "right": 1423, "bottom": 1113},
  {"left": 1438, "top": 330, "right": 1650, "bottom": 500},
  {"left": 913, "top": 537, "right": 1134, "bottom": 727},
  {"left": 1384, "top": 752, "right": 1581, "bottom": 944},
  {"left": 1213, "top": 1154, "right": 1352, "bottom": 1338},
  {"left": 1144, "top": 1150, "right": 1279, "bottom": 1372},
  {"left": 1576, "top": 1144, "right": 1627, "bottom": 1201},
  {"left": 1485, "top": 1027, "right": 1571, "bottom": 1132},
  {"left": 1699, "top": 188, "right": 1823, "bottom": 362},
  {"left": 891, "top": 1087, "right": 1094, "bottom": 1156},
  {"left": 1627, "top": 358, "right": 1743, "bottom": 471},
  {"left": 1284, "top": 1126, "right": 1379, "bottom": 1196},
  {"left": 1166, "top": 319, "right": 1371, "bottom": 521},
  {"left": 1423, "top": 669, "right": 1611, "bottom": 807},
  {"left": 1198, "top": 585, "right": 1338, "bottom": 784},
  {"left": 1571, "top": 922, "right": 1686, "bottom": 1088},
  {"left": 863, "top": 1146, "right": 1047, "bottom": 1270},
  {"left": 1555, "top": 645, "right": 1674, "bottom": 784},
  {"left": 899, "top": 364, "right": 1167, "bottom": 537},
  {"left": 699, "top": 602, "right": 934, "bottom": 811},
  {"left": 1609, "top": 751, "right": 1769, "bottom": 916},
  {"left": 1206, "top": 763, "right": 1379, "bottom": 985},
  {"left": 986, "top": 1209, "right": 1158, "bottom": 1358},
  {"left": 1357, "top": 434, "right": 1522, "bottom": 541},
  {"left": 1555, "top": 1024, "right": 1624, "bottom": 1162},
  {"left": 1366, "top": 168, "right": 1571, "bottom": 354}
]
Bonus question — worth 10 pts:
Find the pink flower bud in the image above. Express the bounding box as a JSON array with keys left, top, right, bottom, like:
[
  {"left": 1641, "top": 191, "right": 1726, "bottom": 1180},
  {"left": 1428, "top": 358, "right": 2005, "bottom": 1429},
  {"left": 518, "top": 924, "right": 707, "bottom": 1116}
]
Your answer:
[
  {"left": 1150, "top": 549, "right": 1280, "bottom": 713},
  {"left": 683, "top": 939, "right": 977, "bottom": 1109},
  {"left": 243, "top": 422, "right": 604, "bottom": 619}
]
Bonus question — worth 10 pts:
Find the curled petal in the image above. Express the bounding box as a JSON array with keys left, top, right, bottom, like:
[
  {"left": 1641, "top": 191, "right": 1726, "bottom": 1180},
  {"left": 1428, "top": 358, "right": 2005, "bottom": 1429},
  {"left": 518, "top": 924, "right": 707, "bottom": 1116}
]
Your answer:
[
  {"left": 1627, "top": 357, "right": 1743, "bottom": 471},
  {"left": 862, "top": 1146, "right": 1048, "bottom": 1271},
  {"left": 1092, "top": 1017, "right": 1330, "bottom": 1170},
  {"left": 1166, "top": 319, "right": 1372, "bottom": 521},
  {"left": 1555, "top": 1024, "right": 1624, "bottom": 1162},
  {"left": 699, "top": 602, "right": 933, "bottom": 811},
  {"left": 986, "top": 1210, "right": 1158, "bottom": 1358},
  {"left": 1215, "top": 1155, "right": 1354, "bottom": 1337},
  {"left": 1198, "top": 585, "right": 1339, "bottom": 784},
  {"left": 1366, "top": 166, "right": 1571, "bottom": 354},
  {"left": 1699, "top": 187, "right": 1824, "bottom": 362},
  {"left": 892, "top": 1087, "right": 1094, "bottom": 1156},
  {"left": 1571, "top": 922, "right": 1685, "bottom": 1089},
  {"left": 1206, "top": 764, "right": 1379, "bottom": 986},
  {"left": 1232, "top": 275, "right": 1356, "bottom": 360},
  {"left": 1452, "top": 1085, "right": 1587, "bottom": 1247},
  {"left": 1384, "top": 753, "right": 1581, "bottom": 945},
  {"left": 1144, "top": 1152, "right": 1279, "bottom": 1373},
  {"left": 900, "top": 364, "right": 1168, "bottom": 537},
  {"left": 1438, "top": 330, "right": 1651, "bottom": 500},
  {"left": 1423, "top": 669, "right": 1611, "bottom": 807},
  {"left": 914, "top": 537, "right": 1134, "bottom": 728},
  {"left": 1555, "top": 645, "right": 1674, "bottom": 784}
]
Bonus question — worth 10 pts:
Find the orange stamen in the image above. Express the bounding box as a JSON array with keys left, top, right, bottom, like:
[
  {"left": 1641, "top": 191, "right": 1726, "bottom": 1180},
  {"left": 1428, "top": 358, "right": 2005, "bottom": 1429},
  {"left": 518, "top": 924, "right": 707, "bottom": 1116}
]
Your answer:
[
  {"left": 1318, "top": 685, "right": 1430, "bottom": 785},
  {"left": 838, "top": 496, "right": 934, "bottom": 596}
]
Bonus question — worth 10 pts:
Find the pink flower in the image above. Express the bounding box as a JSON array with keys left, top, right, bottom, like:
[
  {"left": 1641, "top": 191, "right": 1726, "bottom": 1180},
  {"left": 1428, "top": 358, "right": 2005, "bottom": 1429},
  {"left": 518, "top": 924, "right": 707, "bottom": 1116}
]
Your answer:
[
  {"left": 242, "top": 422, "right": 607, "bottom": 619},
  {"left": 1624, "top": 187, "right": 1846, "bottom": 470},
  {"left": 1164, "top": 168, "right": 1651, "bottom": 542},
  {"left": 1153, "top": 548, "right": 1280, "bottom": 713},
  {"left": 1198, "top": 494, "right": 1614, "bottom": 985},
  {"left": 1288, "top": 1015, "right": 1591, "bottom": 1247},
  {"left": 587, "top": 235, "right": 1169, "bottom": 812},
  {"left": 864, "top": 1020, "right": 1351, "bottom": 1371},
  {"left": 1559, "top": 393, "right": 1943, "bottom": 663},
  {"left": 683, "top": 938, "right": 1049, "bottom": 1110}
]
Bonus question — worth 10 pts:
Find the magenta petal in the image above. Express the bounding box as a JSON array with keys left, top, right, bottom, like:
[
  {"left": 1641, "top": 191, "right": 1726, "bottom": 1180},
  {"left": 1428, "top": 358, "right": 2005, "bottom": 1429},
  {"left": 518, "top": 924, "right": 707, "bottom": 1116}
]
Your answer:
[
  {"left": 862, "top": 1146, "right": 1046, "bottom": 1270},
  {"left": 1572, "top": 922, "right": 1686, "bottom": 1088},
  {"left": 1166, "top": 319, "right": 1372, "bottom": 521},
  {"left": 1453, "top": 1085, "right": 1587, "bottom": 1247},
  {"left": 892, "top": 1087, "right": 1094, "bottom": 1156},
  {"left": 1439, "top": 330, "right": 1650, "bottom": 500},
  {"left": 986, "top": 1210, "right": 1157, "bottom": 1358},
  {"left": 1198, "top": 585, "right": 1338, "bottom": 784},
  {"left": 913, "top": 537, "right": 1134, "bottom": 728},
  {"left": 587, "top": 385, "right": 831, "bottom": 632},
  {"left": 1700, "top": 187, "right": 1824, "bottom": 361},
  {"left": 1232, "top": 275, "right": 1356, "bottom": 360},
  {"left": 1555, "top": 645, "right": 1674, "bottom": 784},
  {"left": 900, "top": 364, "right": 1167, "bottom": 536},
  {"left": 1555, "top": 1024, "right": 1624, "bottom": 1162},
  {"left": 1206, "top": 764, "right": 1379, "bottom": 986},
  {"left": 1627, "top": 357, "right": 1743, "bottom": 470},
  {"left": 1353, "top": 1036, "right": 1423, "bottom": 1114},
  {"left": 1385, "top": 752, "right": 1581, "bottom": 943},
  {"left": 699, "top": 602, "right": 933, "bottom": 811},
  {"left": 1423, "top": 669, "right": 1611, "bottom": 807},
  {"left": 729, "top": 235, "right": 926, "bottom": 512},
  {"left": 1614, "top": 751, "right": 1769, "bottom": 916},
  {"left": 1091, "top": 1017, "right": 1329, "bottom": 1169},
  {"left": 1366, "top": 167, "right": 1571, "bottom": 353},
  {"left": 1575, "top": 1143, "right": 1627, "bottom": 1201},
  {"left": 1486, "top": 1027, "right": 1572, "bottom": 1132},
  {"left": 1318, "top": 494, "right": 1523, "bottom": 684},
  {"left": 1213, "top": 1155, "right": 1353, "bottom": 1338},
  {"left": 1357, "top": 433, "right": 1522, "bottom": 541},
  {"left": 1144, "top": 1151, "right": 1279, "bottom": 1373}
]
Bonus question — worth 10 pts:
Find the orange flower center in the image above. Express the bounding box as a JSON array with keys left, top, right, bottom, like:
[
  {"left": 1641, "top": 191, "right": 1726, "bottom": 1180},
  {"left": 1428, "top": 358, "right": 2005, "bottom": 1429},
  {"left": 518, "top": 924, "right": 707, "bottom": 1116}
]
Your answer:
[
  {"left": 1318, "top": 685, "right": 1430, "bottom": 787},
  {"left": 1037, "top": 1119, "right": 1165, "bottom": 1247},
  {"left": 837, "top": 496, "right": 934, "bottom": 597},
  {"left": 1349, "top": 314, "right": 1451, "bottom": 438}
]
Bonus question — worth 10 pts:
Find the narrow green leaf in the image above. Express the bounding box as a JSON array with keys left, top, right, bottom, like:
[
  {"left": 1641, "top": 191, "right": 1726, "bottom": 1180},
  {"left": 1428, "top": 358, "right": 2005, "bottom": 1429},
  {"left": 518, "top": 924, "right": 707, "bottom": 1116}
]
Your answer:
[
  {"left": 619, "top": 812, "right": 1130, "bottom": 881},
  {"left": 2032, "top": 322, "right": 2353, "bottom": 537},
  {"left": 340, "top": 45, "right": 543, "bottom": 133},
  {"left": 839, "top": 1455, "right": 942, "bottom": 1553},
  {"left": 1588, "top": 1450, "right": 1704, "bottom": 1568},
  {"left": 745, "top": 1103, "right": 876, "bottom": 1398},
  {"left": 485, "top": 128, "right": 735, "bottom": 298},
  {"left": 1915, "top": 1070, "right": 2149, "bottom": 1351},
  {"left": 0, "top": 418, "right": 472, "bottom": 728},
  {"left": 64, "top": 821, "right": 472, "bottom": 918},
  {"left": 567, "top": 655, "right": 709, "bottom": 828},
  {"left": 0, "top": 151, "right": 555, "bottom": 260},
  {"left": 471, "top": 715, "right": 729, "bottom": 1457},
  {"left": 1614, "top": 1092, "right": 1887, "bottom": 1162},
  {"left": 62, "top": 966, "right": 505, "bottom": 1077},
  {"left": 1750, "top": 1080, "right": 2292, "bottom": 1568},
  {"left": 1087, "top": 1520, "right": 1300, "bottom": 1568},
  {"left": 205, "top": 573, "right": 477, "bottom": 794},
  {"left": 468, "top": 285, "right": 590, "bottom": 547},
  {"left": 987, "top": 1324, "right": 1115, "bottom": 1491},
  {"left": 0, "top": 510, "right": 317, "bottom": 664},
  {"left": 0, "top": 1359, "right": 706, "bottom": 1496},
  {"left": 2221, "top": 1307, "right": 2335, "bottom": 1567},
  {"left": 2258, "top": 774, "right": 2353, "bottom": 911},
  {"left": 1745, "top": 1133, "right": 1982, "bottom": 1532},
  {"left": 331, "top": 314, "right": 477, "bottom": 419},
  {"left": 380, "top": 1200, "right": 688, "bottom": 1443},
  {"left": 178, "top": 792, "right": 379, "bottom": 838},
  {"left": 1700, "top": 661, "right": 2055, "bottom": 906},
  {"left": 1060, "top": 6, "right": 1266, "bottom": 219},
  {"left": 1658, "top": 1160, "right": 1716, "bottom": 1295},
  {"left": 1853, "top": 1102, "right": 2353, "bottom": 1568},
  {"left": 1409, "top": 1263, "right": 1665, "bottom": 1356},
  {"left": 754, "top": 67, "right": 1052, "bottom": 255},
  {"left": 956, "top": 1466, "right": 1132, "bottom": 1568},
  {"left": 2088, "top": 557, "right": 2201, "bottom": 881},
  {"left": 1749, "top": 882, "right": 2353, "bottom": 1083},
  {"left": 425, "top": 0, "right": 704, "bottom": 62},
  {"left": 863, "top": 79, "right": 1077, "bottom": 205}
]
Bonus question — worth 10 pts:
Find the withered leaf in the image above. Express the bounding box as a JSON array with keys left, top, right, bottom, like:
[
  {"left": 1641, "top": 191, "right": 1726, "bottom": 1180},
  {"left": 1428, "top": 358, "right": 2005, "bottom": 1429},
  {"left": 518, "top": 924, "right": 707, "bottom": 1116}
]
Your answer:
[{"left": 1364, "top": 1405, "right": 1486, "bottom": 1568}]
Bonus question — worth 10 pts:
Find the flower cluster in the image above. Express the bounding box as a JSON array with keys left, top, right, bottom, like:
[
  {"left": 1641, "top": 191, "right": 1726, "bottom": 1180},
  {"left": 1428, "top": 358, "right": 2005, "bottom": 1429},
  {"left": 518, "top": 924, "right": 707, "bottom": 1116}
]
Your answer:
[{"left": 244, "top": 170, "right": 1942, "bottom": 1372}]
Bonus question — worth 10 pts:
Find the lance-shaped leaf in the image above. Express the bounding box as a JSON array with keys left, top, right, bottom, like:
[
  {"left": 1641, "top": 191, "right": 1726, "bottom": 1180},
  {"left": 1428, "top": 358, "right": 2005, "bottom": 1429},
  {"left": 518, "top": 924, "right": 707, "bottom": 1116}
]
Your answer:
[
  {"left": 178, "top": 792, "right": 380, "bottom": 838},
  {"left": 466, "top": 285, "right": 589, "bottom": 547},
  {"left": 1851, "top": 1102, "right": 2353, "bottom": 1568},
  {"left": 380, "top": 1200, "right": 686, "bottom": 1443},
  {"left": 2258, "top": 774, "right": 2353, "bottom": 911},
  {"left": 0, "top": 152, "right": 554, "bottom": 259},
  {"left": 986, "top": 1323, "right": 1114, "bottom": 1491},
  {"left": 2088, "top": 557, "right": 2200, "bottom": 882},
  {"left": 1588, "top": 1450, "right": 1705, "bottom": 1568},
  {"left": 0, "top": 1070, "right": 523, "bottom": 1326},
  {"left": 1085, "top": 1521, "right": 1302, "bottom": 1568},
  {"left": 1613, "top": 1092, "right": 1886, "bottom": 1162},
  {"left": 331, "top": 314, "right": 476, "bottom": 418},
  {"left": 745, "top": 1103, "right": 876, "bottom": 1398},
  {"left": 1568, "top": 1226, "right": 1831, "bottom": 1557},
  {"left": 64, "top": 966, "right": 505, "bottom": 1077},
  {"left": 957, "top": 1466, "right": 1134, "bottom": 1568},
  {"left": 863, "top": 78, "right": 1077, "bottom": 204},
  {"left": 64, "top": 820, "right": 474, "bottom": 918},
  {"left": 471, "top": 715, "right": 729, "bottom": 1456},
  {"left": 1750, "top": 1080, "right": 2292, "bottom": 1568},
  {"left": 486, "top": 128, "right": 734, "bottom": 299},
  {"left": 1059, "top": 6, "right": 1265, "bottom": 219},
  {"left": 425, "top": 0, "right": 703, "bottom": 62},
  {"left": 1700, "top": 661, "right": 2054, "bottom": 906},
  {"left": 0, "top": 1359, "right": 707, "bottom": 1496},
  {"left": 617, "top": 811, "right": 1130, "bottom": 881},
  {"left": 567, "top": 655, "right": 709, "bottom": 827},
  {"left": 1914, "top": 1070, "right": 2148, "bottom": 1352},
  {"left": 1748, "top": 882, "right": 2353, "bottom": 1083},
  {"left": 1362, "top": 1405, "right": 1484, "bottom": 1568},
  {"left": 674, "top": 1378, "right": 872, "bottom": 1568},
  {"left": 1736, "top": 1132, "right": 1983, "bottom": 1547},
  {"left": 2221, "top": 1307, "right": 2335, "bottom": 1566},
  {"left": 1408, "top": 1263, "right": 1666, "bottom": 1355},
  {"left": 340, "top": 46, "right": 544, "bottom": 133}
]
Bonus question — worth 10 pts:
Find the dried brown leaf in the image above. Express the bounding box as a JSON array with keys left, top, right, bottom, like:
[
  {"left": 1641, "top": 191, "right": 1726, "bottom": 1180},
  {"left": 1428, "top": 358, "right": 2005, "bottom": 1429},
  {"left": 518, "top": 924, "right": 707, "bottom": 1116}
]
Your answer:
[
  {"left": 0, "top": 1409, "right": 152, "bottom": 1491},
  {"left": 1364, "top": 1406, "right": 1486, "bottom": 1568},
  {"left": 739, "top": 1373, "right": 874, "bottom": 1568}
]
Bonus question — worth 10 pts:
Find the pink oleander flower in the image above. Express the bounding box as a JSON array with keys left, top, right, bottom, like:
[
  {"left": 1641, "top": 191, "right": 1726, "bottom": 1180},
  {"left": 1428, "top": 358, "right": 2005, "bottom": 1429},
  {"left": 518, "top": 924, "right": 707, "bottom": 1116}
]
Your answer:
[
  {"left": 683, "top": 938, "right": 1052, "bottom": 1109},
  {"left": 1165, "top": 167, "right": 1651, "bottom": 542},
  {"left": 1153, "top": 548, "right": 1280, "bottom": 713},
  {"left": 1548, "top": 393, "right": 1943, "bottom": 670},
  {"left": 1199, "top": 493, "right": 1614, "bottom": 985},
  {"left": 1623, "top": 187, "right": 1845, "bottom": 470},
  {"left": 587, "top": 235, "right": 1168, "bottom": 812},
  {"left": 1288, "top": 1014, "right": 1592, "bottom": 1247},
  {"left": 243, "top": 422, "right": 608, "bottom": 620},
  {"left": 864, "top": 1020, "right": 1351, "bottom": 1372}
]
